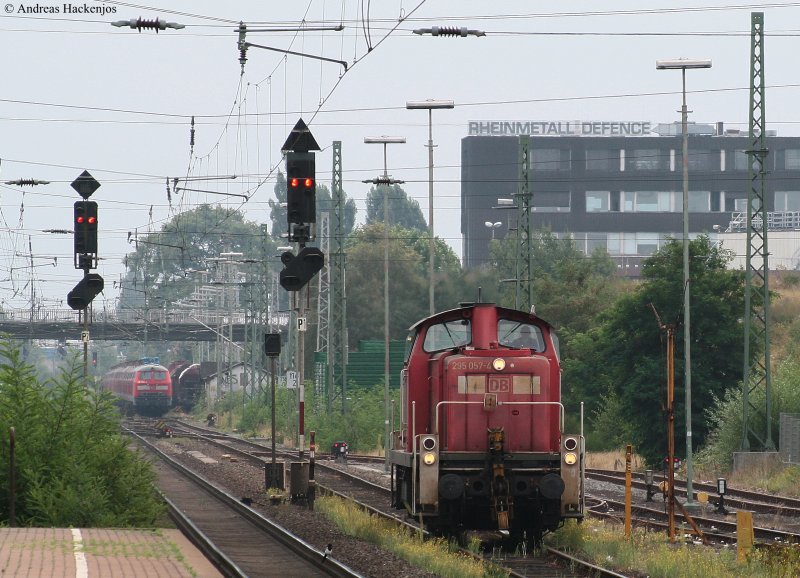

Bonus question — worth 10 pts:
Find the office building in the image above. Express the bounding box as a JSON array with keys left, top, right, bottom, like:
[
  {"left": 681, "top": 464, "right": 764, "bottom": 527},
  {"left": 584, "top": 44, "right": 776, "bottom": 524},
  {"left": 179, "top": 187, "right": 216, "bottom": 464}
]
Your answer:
[{"left": 461, "top": 120, "right": 800, "bottom": 273}]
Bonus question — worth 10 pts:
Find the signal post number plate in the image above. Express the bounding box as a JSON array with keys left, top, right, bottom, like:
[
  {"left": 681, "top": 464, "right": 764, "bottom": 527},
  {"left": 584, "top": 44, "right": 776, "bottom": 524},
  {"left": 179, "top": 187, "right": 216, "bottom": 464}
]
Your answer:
[{"left": 81, "top": 331, "right": 89, "bottom": 343}]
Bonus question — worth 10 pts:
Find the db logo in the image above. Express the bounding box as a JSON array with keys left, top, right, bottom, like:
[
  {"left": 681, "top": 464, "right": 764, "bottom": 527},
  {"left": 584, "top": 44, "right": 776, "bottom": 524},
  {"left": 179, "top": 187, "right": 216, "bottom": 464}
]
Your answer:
[{"left": 487, "top": 377, "right": 510, "bottom": 393}]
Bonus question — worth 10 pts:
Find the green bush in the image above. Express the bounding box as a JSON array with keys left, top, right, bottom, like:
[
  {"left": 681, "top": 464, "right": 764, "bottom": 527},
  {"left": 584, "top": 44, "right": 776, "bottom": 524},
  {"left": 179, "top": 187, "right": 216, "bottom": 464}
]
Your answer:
[{"left": 0, "top": 340, "right": 164, "bottom": 526}]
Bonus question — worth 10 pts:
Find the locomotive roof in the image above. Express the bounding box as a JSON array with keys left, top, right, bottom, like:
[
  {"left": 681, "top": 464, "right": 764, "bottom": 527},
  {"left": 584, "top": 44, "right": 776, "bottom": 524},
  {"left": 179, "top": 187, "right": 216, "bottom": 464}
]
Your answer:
[
  {"left": 107, "top": 359, "right": 169, "bottom": 372},
  {"left": 407, "top": 302, "right": 552, "bottom": 332}
]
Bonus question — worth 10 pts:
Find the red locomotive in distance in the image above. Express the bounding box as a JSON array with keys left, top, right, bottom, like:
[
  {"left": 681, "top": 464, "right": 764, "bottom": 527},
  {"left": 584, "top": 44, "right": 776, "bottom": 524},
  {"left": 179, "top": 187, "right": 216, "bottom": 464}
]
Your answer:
[
  {"left": 101, "top": 358, "right": 173, "bottom": 416},
  {"left": 388, "top": 303, "right": 584, "bottom": 544}
]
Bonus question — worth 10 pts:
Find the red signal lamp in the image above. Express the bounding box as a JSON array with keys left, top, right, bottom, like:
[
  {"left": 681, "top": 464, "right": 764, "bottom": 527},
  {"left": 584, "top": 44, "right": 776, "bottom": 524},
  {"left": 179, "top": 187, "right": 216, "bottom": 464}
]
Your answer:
[
  {"left": 87, "top": 216, "right": 97, "bottom": 224},
  {"left": 76, "top": 216, "right": 85, "bottom": 224},
  {"left": 290, "top": 177, "right": 314, "bottom": 188}
]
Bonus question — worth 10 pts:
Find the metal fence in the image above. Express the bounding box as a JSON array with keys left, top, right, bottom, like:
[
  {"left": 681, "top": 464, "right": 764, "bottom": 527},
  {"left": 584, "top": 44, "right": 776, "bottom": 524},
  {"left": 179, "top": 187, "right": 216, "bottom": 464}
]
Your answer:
[
  {"left": 728, "top": 210, "right": 800, "bottom": 232},
  {"left": 779, "top": 413, "right": 800, "bottom": 464}
]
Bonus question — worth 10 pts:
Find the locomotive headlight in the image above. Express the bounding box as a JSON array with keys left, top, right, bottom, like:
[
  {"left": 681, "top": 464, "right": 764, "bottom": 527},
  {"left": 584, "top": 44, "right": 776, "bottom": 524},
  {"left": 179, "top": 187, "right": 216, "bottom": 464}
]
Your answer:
[
  {"left": 492, "top": 358, "right": 506, "bottom": 371},
  {"left": 423, "top": 452, "right": 436, "bottom": 466},
  {"left": 564, "top": 452, "right": 578, "bottom": 465}
]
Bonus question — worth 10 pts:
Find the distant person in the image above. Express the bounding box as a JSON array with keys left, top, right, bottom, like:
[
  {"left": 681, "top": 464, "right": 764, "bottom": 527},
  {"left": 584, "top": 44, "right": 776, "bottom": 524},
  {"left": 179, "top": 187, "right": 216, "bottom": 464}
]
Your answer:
[{"left": 511, "top": 326, "right": 539, "bottom": 350}]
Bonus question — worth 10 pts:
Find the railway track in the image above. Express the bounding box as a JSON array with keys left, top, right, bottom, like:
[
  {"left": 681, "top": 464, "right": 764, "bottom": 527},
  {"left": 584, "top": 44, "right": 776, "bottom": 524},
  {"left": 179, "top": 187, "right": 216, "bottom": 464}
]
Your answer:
[
  {"left": 127, "top": 429, "right": 362, "bottom": 578},
  {"left": 588, "top": 495, "right": 800, "bottom": 544},
  {"left": 586, "top": 468, "right": 800, "bottom": 544},
  {"left": 587, "top": 468, "right": 800, "bottom": 518},
  {"left": 157, "top": 419, "right": 629, "bottom": 577}
]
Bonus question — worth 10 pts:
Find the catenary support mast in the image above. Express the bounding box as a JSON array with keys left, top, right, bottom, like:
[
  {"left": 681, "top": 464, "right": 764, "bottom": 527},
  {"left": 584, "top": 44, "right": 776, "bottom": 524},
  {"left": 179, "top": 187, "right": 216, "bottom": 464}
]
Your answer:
[{"left": 741, "top": 11, "right": 774, "bottom": 451}]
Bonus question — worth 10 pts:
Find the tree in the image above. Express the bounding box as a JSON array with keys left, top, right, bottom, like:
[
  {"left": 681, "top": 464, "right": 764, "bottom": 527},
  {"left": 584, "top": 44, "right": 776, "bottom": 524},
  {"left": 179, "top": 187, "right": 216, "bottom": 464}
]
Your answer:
[
  {"left": 316, "top": 182, "right": 357, "bottom": 236},
  {"left": 488, "top": 229, "right": 621, "bottom": 339},
  {"left": 365, "top": 184, "right": 427, "bottom": 232},
  {"left": 566, "top": 236, "right": 746, "bottom": 464},
  {"left": 122, "top": 204, "right": 269, "bottom": 310},
  {"left": 341, "top": 222, "right": 469, "bottom": 344},
  {"left": 344, "top": 223, "right": 429, "bottom": 344},
  {"left": 0, "top": 340, "right": 164, "bottom": 526}
]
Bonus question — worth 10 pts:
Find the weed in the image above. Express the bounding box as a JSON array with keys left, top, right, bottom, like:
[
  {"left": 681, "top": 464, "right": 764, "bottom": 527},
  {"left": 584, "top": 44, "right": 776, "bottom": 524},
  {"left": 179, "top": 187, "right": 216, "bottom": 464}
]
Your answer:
[{"left": 316, "top": 496, "right": 505, "bottom": 578}]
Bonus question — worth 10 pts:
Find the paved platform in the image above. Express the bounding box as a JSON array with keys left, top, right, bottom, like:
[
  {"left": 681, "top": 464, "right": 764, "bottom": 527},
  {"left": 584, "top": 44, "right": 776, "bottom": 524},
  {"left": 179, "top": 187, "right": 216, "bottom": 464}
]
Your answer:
[{"left": 0, "top": 527, "right": 223, "bottom": 578}]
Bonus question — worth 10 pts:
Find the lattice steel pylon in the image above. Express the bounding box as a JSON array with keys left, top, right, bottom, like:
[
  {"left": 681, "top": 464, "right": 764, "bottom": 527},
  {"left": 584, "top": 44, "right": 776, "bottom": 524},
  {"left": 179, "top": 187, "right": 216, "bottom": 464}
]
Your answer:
[
  {"left": 741, "top": 11, "right": 774, "bottom": 451},
  {"left": 315, "top": 211, "right": 331, "bottom": 401},
  {"left": 515, "top": 135, "right": 534, "bottom": 313},
  {"left": 327, "top": 142, "right": 348, "bottom": 414}
]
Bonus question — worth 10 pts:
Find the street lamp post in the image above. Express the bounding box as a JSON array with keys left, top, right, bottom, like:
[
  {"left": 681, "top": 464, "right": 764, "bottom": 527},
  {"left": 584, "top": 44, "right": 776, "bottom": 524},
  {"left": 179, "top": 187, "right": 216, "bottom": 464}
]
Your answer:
[
  {"left": 485, "top": 220, "right": 502, "bottom": 240},
  {"left": 364, "top": 136, "right": 406, "bottom": 473},
  {"left": 406, "top": 99, "right": 454, "bottom": 316},
  {"left": 656, "top": 57, "right": 712, "bottom": 508}
]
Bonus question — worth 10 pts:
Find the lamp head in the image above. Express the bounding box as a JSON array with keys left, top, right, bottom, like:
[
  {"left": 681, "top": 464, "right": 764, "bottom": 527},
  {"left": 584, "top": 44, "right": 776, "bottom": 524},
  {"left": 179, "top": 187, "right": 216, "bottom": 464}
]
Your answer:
[
  {"left": 656, "top": 58, "right": 712, "bottom": 70},
  {"left": 406, "top": 99, "right": 455, "bottom": 110},
  {"left": 364, "top": 136, "right": 406, "bottom": 144}
]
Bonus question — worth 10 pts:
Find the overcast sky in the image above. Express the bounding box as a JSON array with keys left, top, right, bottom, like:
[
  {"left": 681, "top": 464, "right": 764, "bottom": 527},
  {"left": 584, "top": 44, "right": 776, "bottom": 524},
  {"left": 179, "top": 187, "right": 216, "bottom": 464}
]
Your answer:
[{"left": 0, "top": 1, "right": 797, "bottom": 313}]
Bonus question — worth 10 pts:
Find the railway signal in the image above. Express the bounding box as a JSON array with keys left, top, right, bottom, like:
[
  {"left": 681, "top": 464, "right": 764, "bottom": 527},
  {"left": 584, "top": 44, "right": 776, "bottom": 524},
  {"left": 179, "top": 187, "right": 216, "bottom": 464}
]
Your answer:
[
  {"left": 67, "top": 273, "right": 104, "bottom": 310},
  {"left": 279, "top": 247, "right": 324, "bottom": 291},
  {"left": 286, "top": 152, "right": 316, "bottom": 225},
  {"left": 73, "top": 200, "right": 98, "bottom": 256}
]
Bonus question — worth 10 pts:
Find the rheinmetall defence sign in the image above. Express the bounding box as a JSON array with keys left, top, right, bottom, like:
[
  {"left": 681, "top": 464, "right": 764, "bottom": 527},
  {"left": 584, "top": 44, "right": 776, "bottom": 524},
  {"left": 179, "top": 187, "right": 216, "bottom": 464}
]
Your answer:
[{"left": 468, "top": 121, "right": 653, "bottom": 137}]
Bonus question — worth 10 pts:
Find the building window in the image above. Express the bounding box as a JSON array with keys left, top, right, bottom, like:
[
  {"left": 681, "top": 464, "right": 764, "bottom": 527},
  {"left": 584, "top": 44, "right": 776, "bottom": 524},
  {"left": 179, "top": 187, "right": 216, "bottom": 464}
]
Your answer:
[
  {"left": 531, "top": 148, "right": 570, "bottom": 171},
  {"left": 733, "top": 150, "right": 751, "bottom": 171},
  {"left": 534, "top": 191, "right": 571, "bottom": 212},
  {"left": 624, "top": 191, "right": 671, "bottom": 212},
  {"left": 734, "top": 196, "right": 761, "bottom": 212},
  {"left": 636, "top": 233, "right": 659, "bottom": 256},
  {"left": 711, "top": 192, "right": 721, "bottom": 212},
  {"left": 725, "top": 195, "right": 741, "bottom": 212},
  {"left": 586, "top": 191, "right": 609, "bottom": 212},
  {"left": 688, "top": 191, "right": 711, "bottom": 212},
  {"left": 680, "top": 149, "right": 715, "bottom": 171},
  {"left": 776, "top": 191, "right": 800, "bottom": 211},
  {"left": 626, "top": 148, "right": 667, "bottom": 170},
  {"left": 636, "top": 191, "right": 659, "bottom": 212},
  {"left": 587, "top": 233, "right": 607, "bottom": 253},
  {"left": 785, "top": 149, "right": 800, "bottom": 170},
  {"left": 607, "top": 233, "right": 621, "bottom": 255},
  {"left": 585, "top": 149, "right": 616, "bottom": 171}
]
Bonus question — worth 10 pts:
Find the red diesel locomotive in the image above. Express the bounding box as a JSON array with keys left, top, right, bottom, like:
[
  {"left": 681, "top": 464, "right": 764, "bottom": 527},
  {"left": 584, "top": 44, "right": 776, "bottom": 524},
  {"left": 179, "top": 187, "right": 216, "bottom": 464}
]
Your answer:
[
  {"left": 101, "top": 359, "right": 173, "bottom": 416},
  {"left": 388, "top": 303, "right": 584, "bottom": 542}
]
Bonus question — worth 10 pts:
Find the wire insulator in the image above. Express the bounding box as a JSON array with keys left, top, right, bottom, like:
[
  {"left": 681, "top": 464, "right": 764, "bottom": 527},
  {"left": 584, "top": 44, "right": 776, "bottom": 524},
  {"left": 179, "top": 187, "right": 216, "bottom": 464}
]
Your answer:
[
  {"left": 189, "top": 116, "right": 195, "bottom": 147},
  {"left": 135, "top": 18, "right": 166, "bottom": 33},
  {"left": 430, "top": 26, "right": 468, "bottom": 37}
]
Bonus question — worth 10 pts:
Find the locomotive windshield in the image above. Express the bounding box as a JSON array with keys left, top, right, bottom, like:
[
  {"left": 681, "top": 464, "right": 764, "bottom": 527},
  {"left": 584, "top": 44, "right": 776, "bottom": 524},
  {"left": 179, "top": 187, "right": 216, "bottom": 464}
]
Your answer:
[
  {"left": 498, "top": 319, "right": 544, "bottom": 351},
  {"left": 139, "top": 369, "right": 167, "bottom": 380},
  {"left": 423, "top": 319, "right": 471, "bottom": 352}
]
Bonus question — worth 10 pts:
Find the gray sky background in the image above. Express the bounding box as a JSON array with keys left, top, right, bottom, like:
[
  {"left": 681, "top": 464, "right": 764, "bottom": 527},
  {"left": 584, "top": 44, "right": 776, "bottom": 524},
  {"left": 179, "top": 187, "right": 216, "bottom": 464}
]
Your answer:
[{"left": 0, "top": 0, "right": 797, "bottom": 313}]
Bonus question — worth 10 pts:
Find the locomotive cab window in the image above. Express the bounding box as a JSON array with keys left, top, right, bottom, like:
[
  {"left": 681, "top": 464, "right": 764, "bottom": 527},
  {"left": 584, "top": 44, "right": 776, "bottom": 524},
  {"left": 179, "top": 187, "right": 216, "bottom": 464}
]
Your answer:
[
  {"left": 498, "top": 320, "right": 544, "bottom": 351},
  {"left": 422, "top": 319, "right": 471, "bottom": 352}
]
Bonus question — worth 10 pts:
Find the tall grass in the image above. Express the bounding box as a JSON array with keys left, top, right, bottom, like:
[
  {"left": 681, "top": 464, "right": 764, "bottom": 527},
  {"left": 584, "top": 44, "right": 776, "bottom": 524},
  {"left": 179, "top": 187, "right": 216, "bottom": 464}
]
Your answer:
[
  {"left": 315, "top": 496, "right": 506, "bottom": 578},
  {"left": 546, "top": 519, "right": 800, "bottom": 577}
]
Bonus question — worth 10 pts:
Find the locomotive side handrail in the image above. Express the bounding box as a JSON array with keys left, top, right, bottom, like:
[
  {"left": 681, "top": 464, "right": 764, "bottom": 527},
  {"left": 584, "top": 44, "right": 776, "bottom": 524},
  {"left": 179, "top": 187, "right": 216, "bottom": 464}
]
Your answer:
[{"left": 434, "top": 400, "right": 565, "bottom": 435}]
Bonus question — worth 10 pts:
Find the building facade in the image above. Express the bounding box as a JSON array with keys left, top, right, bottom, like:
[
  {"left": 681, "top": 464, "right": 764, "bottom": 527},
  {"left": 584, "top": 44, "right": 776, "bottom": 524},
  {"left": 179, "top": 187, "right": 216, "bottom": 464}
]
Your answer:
[{"left": 461, "top": 121, "right": 800, "bottom": 273}]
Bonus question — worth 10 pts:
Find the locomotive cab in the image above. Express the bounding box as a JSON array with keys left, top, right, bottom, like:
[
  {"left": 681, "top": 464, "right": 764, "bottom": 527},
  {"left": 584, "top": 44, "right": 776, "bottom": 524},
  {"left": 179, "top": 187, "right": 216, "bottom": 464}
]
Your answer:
[{"left": 387, "top": 303, "right": 584, "bottom": 543}]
